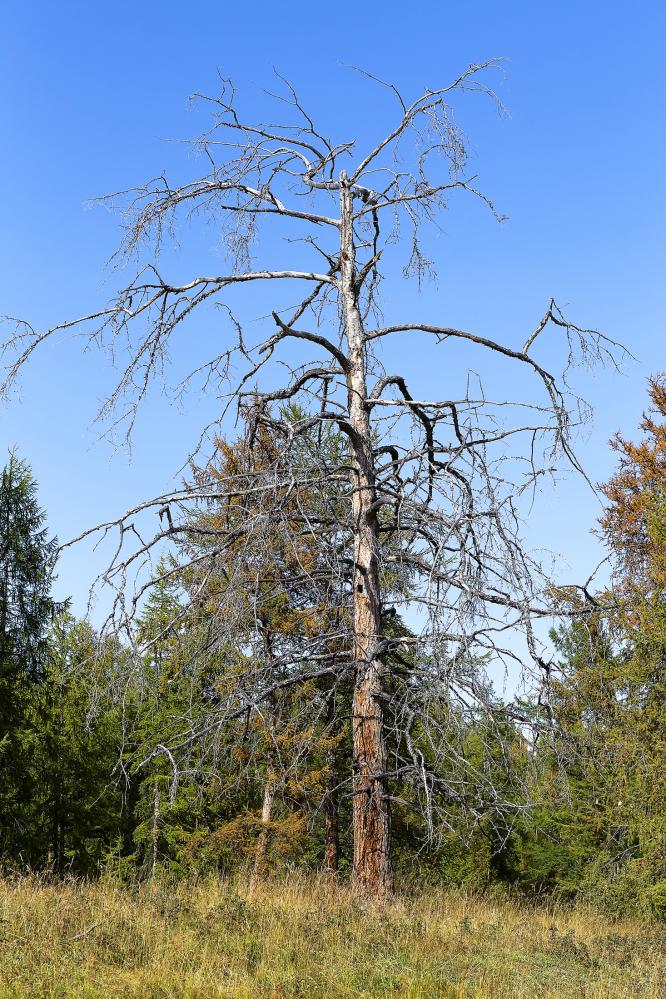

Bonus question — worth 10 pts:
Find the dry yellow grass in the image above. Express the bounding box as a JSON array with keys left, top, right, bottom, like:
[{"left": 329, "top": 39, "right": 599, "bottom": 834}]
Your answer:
[{"left": 0, "top": 874, "right": 663, "bottom": 997}]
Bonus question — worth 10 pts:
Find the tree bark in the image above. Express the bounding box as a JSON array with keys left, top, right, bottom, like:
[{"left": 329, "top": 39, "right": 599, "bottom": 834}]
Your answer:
[{"left": 340, "top": 174, "right": 393, "bottom": 899}]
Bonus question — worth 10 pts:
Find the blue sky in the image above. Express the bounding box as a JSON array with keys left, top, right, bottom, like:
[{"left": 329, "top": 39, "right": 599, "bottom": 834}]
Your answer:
[{"left": 1, "top": 0, "right": 664, "bottom": 621}]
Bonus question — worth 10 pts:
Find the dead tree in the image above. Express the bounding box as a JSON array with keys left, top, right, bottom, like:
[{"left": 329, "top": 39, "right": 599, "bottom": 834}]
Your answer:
[{"left": 1, "top": 63, "right": 626, "bottom": 900}]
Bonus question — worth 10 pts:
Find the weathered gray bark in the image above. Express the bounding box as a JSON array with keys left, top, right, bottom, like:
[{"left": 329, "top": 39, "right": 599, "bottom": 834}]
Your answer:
[
  {"left": 340, "top": 174, "right": 393, "bottom": 899},
  {"left": 249, "top": 778, "right": 275, "bottom": 895}
]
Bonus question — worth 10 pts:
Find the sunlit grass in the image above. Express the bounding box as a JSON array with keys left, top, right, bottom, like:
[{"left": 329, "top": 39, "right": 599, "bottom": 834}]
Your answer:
[{"left": 0, "top": 873, "right": 663, "bottom": 997}]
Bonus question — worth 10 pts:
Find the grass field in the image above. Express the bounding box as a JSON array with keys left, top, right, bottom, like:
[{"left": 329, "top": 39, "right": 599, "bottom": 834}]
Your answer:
[{"left": 0, "top": 874, "right": 663, "bottom": 997}]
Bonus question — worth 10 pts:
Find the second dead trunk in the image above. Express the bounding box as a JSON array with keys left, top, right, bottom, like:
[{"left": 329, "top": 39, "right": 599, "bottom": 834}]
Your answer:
[{"left": 249, "top": 778, "right": 275, "bottom": 894}]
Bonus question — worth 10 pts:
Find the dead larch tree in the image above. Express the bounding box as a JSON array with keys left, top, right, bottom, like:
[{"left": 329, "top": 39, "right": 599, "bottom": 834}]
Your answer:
[{"left": 2, "top": 62, "right": 626, "bottom": 900}]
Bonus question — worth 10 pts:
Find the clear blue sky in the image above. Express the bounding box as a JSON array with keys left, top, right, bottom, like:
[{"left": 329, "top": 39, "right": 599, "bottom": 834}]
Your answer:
[{"left": 1, "top": 0, "right": 664, "bottom": 620}]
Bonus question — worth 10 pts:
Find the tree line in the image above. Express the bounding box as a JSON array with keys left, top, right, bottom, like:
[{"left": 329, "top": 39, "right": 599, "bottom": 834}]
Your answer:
[{"left": 1, "top": 376, "right": 664, "bottom": 917}]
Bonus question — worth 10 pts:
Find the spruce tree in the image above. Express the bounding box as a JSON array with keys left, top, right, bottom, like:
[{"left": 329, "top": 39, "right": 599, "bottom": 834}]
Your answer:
[
  {"left": 0, "top": 450, "right": 62, "bottom": 859},
  {"left": 29, "top": 615, "right": 126, "bottom": 875}
]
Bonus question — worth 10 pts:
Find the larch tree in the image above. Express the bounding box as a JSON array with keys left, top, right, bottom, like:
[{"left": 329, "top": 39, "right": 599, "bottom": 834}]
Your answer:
[
  {"left": 600, "top": 375, "right": 666, "bottom": 608},
  {"left": 1, "top": 63, "right": 625, "bottom": 899},
  {"left": 525, "top": 377, "right": 666, "bottom": 915},
  {"left": 597, "top": 375, "right": 666, "bottom": 904},
  {"left": 178, "top": 410, "right": 351, "bottom": 886}
]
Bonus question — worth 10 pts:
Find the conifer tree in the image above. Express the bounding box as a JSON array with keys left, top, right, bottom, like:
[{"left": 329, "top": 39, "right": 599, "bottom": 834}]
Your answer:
[
  {"left": 29, "top": 615, "right": 126, "bottom": 874},
  {"left": 130, "top": 567, "right": 206, "bottom": 879},
  {"left": 178, "top": 413, "right": 351, "bottom": 884},
  {"left": 522, "top": 378, "right": 666, "bottom": 916},
  {"left": 597, "top": 375, "right": 666, "bottom": 914},
  {"left": 0, "top": 451, "right": 61, "bottom": 859}
]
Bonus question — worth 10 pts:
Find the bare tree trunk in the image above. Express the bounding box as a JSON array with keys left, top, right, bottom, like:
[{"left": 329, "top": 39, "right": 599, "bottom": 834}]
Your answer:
[
  {"left": 340, "top": 174, "right": 393, "bottom": 899},
  {"left": 249, "top": 778, "right": 275, "bottom": 895}
]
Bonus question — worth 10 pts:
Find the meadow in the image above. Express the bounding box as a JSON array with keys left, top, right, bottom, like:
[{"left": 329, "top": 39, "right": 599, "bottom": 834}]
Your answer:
[{"left": 0, "top": 875, "right": 663, "bottom": 998}]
